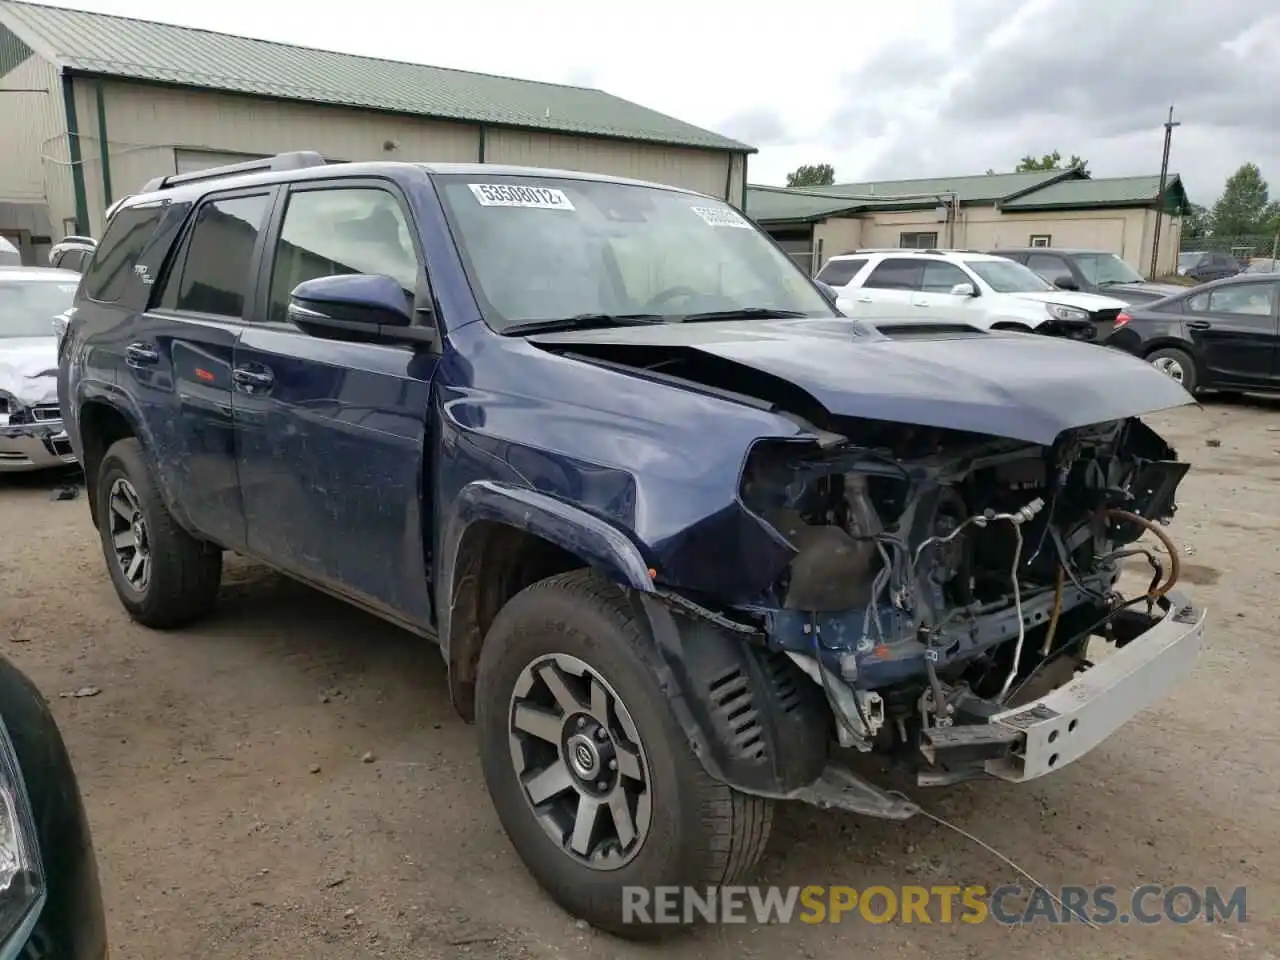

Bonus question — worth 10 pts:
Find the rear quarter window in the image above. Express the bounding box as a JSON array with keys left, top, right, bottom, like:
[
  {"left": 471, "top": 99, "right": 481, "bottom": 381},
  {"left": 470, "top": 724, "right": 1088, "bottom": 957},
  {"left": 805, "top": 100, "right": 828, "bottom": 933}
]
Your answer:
[
  {"left": 816, "top": 258, "right": 868, "bottom": 286},
  {"left": 82, "top": 203, "right": 167, "bottom": 303}
]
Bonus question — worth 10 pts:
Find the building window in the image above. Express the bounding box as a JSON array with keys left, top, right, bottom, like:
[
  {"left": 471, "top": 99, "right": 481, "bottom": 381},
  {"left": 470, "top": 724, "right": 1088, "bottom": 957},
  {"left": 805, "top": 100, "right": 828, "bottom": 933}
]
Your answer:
[
  {"left": 1030, "top": 234, "right": 1052, "bottom": 247},
  {"left": 899, "top": 232, "right": 938, "bottom": 249}
]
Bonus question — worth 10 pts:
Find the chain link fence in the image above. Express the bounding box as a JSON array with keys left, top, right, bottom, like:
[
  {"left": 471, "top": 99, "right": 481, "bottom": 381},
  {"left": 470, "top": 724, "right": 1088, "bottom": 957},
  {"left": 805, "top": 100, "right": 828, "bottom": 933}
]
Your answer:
[{"left": 1179, "top": 234, "right": 1279, "bottom": 260}]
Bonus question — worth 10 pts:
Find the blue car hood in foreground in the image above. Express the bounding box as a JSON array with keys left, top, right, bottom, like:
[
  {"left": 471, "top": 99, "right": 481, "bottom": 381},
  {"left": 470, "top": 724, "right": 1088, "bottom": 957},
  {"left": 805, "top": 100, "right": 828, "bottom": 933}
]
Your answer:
[{"left": 530, "top": 318, "right": 1196, "bottom": 445}]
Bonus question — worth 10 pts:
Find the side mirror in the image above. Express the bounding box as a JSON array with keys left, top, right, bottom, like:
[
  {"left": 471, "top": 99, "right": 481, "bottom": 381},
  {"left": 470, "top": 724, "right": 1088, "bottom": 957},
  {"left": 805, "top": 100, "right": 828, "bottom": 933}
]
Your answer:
[
  {"left": 288, "top": 274, "right": 436, "bottom": 346},
  {"left": 1053, "top": 276, "right": 1079, "bottom": 291},
  {"left": 814, "top": 280, "right": 840, "bottom": 307},
  {"left": 949, "top": 282, "right": 977, "bottom": 297}
]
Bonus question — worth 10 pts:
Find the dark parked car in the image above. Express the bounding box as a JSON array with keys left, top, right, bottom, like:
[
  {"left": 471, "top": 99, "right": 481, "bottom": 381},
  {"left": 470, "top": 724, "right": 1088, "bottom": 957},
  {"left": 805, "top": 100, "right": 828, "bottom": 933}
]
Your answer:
[
  {"left": 59, "top": 152, "right": 1206, "bottom": 937},
  {"left": 986, "top": 247, "right": 1186, "bottom": 305},
  {"left": 1105, "top": 273, "right": 1280, "bottom": 393},
  {"left": 1176, "top": 250, "right": 1241, "bottom": 283},
  {"left": 0, "top": 653, "right": 107, "bottom": 957}
]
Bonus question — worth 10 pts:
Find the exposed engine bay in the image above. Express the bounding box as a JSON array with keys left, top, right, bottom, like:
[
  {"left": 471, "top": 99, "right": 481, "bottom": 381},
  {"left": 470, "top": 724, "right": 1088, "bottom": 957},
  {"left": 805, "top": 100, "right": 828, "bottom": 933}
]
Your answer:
[{"left": 736, "top": 415, "right": 1190, "bottom": 783}]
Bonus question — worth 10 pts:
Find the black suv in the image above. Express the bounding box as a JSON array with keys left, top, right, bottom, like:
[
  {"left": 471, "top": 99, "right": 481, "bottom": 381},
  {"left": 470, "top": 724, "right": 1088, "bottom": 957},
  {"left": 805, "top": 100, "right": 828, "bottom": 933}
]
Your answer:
[
  {"left": 987, "top": 248, "right": 1186, "bottom": 305},
  {"left": 59, "top": 151, "right": 1207, "bottom": 936}
]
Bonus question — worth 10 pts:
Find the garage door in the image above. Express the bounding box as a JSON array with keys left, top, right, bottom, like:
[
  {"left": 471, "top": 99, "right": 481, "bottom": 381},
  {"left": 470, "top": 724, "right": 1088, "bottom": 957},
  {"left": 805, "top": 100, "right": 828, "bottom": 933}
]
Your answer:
[{"left": 174, "top": 149, "right": 269, "bottom": 175}]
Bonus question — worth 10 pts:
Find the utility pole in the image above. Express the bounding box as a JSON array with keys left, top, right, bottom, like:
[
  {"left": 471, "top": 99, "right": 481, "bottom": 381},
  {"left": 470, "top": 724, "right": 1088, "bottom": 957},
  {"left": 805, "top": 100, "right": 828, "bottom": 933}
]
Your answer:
[{"left": 1149, "top": 105, "right": 1181, "bottom": 279}]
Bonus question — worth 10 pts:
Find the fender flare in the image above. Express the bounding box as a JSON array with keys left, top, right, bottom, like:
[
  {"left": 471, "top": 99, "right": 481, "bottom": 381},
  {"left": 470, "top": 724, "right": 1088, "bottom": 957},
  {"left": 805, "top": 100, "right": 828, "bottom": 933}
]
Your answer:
[
  {"left": 74, "top": 384, "right": 192, "bottom": 531},
  {"left": 437, "top": 479, "right": 655, "bottom": 657}
]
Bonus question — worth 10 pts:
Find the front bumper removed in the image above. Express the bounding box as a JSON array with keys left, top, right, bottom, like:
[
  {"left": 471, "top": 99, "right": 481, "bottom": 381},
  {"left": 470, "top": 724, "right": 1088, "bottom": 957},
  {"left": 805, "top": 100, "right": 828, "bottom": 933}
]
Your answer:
[
  {"left": 771, "top": 590, "right": 1205, "bottom": 817},
  {"left": 984, "top": 590, "right": 1206, "bottom": 782}
]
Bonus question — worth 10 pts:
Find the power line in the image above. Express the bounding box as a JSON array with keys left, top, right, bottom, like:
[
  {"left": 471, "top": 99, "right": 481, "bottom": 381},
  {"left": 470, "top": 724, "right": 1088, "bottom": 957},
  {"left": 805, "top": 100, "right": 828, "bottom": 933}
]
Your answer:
[{"left": 1149, "top": 105, "right": 1181, "bottom": 279}]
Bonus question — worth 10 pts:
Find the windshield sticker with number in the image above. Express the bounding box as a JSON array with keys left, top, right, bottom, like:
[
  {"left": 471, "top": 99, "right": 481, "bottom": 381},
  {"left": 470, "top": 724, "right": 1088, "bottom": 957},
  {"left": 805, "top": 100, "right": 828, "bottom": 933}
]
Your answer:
[
  {"left": 690, "top": 205, "right": 752, "bottom": 229},
  {"left": 469, "top": 184, "right": 576, "bottom": 210}
]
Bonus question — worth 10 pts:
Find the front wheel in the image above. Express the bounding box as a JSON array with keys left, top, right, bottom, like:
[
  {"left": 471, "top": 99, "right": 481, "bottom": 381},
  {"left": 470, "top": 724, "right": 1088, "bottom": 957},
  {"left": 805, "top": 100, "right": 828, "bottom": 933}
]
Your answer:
[
  {"left": 475, "top": 570, "right": 773, "bottom": 938},
  {"left": 96, "top": 438, "right": 222, "bottom": 628}
]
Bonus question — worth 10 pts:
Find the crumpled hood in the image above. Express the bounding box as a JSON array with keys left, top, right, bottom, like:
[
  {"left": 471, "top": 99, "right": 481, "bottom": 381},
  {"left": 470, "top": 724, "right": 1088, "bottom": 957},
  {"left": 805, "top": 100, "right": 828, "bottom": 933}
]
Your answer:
[
  {"left": 0, "top": 337, "right": 60, "bottom": 408},
  {"left": 529, "top": 318, "right": 1195, "bottom": 445},
  {"left": 1010, "top": 290, "right": 1129, "bottom": 311}
]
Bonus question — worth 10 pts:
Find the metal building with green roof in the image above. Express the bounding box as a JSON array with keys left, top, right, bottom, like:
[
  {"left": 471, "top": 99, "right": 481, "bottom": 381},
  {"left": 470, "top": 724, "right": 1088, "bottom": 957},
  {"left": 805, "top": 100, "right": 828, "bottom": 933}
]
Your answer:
[
  {"left": 0, "top": 0, "right": 754, "bottom": 260},
  {"left": 747, "top": 169, "right": 1192, "bottom": 277}
]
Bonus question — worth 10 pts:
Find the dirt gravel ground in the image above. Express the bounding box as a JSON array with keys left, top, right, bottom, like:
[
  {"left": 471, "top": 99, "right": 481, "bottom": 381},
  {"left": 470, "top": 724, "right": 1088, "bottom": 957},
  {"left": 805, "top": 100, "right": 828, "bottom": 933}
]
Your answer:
[{"left": 2, "top": 399, "right": 1278, "bottom": 959}]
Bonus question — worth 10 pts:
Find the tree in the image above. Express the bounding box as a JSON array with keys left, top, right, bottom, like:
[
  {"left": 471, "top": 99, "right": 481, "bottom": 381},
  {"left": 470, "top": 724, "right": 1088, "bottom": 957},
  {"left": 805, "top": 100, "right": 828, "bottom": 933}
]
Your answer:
[
  {"left": 786, "top": 163, "right": 835, "bottom": 188},
  {"left": 1210, "top": 162, "right": 1278, "bottom": 237},
  {"left": 1014, "top": 150, "right": 1090, "bottom": 175}
]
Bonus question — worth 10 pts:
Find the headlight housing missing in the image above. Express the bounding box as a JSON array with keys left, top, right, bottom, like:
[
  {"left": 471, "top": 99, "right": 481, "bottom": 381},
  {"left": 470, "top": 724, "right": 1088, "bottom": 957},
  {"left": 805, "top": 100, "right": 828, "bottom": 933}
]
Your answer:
[
  {"left": 0, "top": 716, "right": 44, "bottom": 951},
  {"left": 1044, "top": 303, "right": 1090, "bottom": 323}
]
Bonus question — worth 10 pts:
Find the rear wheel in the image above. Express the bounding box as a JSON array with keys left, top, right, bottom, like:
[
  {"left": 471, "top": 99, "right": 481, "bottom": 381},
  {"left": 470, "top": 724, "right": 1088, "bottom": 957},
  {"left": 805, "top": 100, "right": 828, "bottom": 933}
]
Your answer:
[
  {"left": 96, "top": 438, "right": 222, "bottom": 628},
  {"left": 1146, "top": 346, "right": 1198, "bottom": 393},
  {"left": 475, "top": 569, "right": 773, "bottom": 937}
]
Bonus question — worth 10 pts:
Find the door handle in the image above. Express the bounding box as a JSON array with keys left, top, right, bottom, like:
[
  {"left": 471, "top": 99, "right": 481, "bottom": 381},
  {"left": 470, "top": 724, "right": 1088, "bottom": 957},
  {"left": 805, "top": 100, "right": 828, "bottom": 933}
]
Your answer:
[
  {"left": 1187, "top": 320, "right": 1211, "bottom": 331},
  {"left": 856, "top": 296, "right": 874, "bottom": 303},
  {"left": 125, "top": 343, "right": 160, "bottom": 366},
  {"left": 232, "top": 367, "right": 275, "bottom": 391}
]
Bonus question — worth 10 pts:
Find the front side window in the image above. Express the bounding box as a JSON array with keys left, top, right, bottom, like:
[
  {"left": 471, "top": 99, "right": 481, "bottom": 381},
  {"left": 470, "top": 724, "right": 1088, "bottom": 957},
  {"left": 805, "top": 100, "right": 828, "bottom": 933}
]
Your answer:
[
  {"left": 0, "top": 279, "right": 79, "bottom": 337},
  {"left": 1025, "top": 254, "right": 1073, "bottom": 285},
  {"left": 1074, "top": 253, "right": 1144, "bottom": 286},
  {"left": 268, "top": 187, "right": 420, "bottom": 324},
  {"left": 966, "top": 259, "right": 1055, "bottom": 293},
  {"left": 433, "top": 176, "right": 832, "bottom": 331},
  {"left": 919, "top": 260, "right": 972, "bottom": 293},
  {"left": 169, "top": 194, "right": 271, "bottom": 318}
]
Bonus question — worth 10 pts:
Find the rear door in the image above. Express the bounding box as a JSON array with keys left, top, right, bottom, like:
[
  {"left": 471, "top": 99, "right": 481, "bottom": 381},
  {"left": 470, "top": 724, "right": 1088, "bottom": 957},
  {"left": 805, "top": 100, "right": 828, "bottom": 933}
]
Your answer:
[
  {"left": 846, "top": 257, "right": 923, "bottom": 319},
  {"left": 232, "top": 178, "right": 439, "bottom": 626},
  {"left": 1184, "top": 280, "right": 1279, "bottom": 386},
  {"left": 125, "top": 188, "right": 276, "bottom": 549}
]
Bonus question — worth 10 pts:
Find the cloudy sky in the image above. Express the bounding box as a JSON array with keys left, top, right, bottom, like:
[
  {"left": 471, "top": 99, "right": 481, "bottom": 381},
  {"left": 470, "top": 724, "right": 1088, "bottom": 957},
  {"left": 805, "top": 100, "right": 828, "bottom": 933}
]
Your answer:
[{"left": 27, "top": 0, "right": 1280, "bottom": 205}]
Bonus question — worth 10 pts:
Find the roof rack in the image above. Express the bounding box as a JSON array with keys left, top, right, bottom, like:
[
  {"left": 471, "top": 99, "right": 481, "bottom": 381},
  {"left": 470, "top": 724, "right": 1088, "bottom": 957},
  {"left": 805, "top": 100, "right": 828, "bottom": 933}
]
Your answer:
[
  {"left": 56, "top": 235, "right": 97, "bottom": 245},
  {"left": 140, "top": 151, "right": 328, "bottom": 193}
]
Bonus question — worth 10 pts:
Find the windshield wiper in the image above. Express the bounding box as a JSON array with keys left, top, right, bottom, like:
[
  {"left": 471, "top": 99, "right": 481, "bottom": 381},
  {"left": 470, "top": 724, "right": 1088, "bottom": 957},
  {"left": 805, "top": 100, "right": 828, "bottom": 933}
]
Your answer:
[
  {"left": 676, "top": 308, "right": 809, "bottom": 323},
  {"left": 1096, "top": 279, "right": 1136, "bottom": 287},
  {"left": 501, "top": 313, "right": 665, "bottom": 336}
]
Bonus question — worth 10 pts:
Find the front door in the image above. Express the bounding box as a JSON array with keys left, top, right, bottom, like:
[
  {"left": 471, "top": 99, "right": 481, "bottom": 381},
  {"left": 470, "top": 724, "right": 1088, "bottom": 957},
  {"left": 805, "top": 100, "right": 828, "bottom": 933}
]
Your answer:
[
  {"left": 1184, "top": 280, "right": 1279, "bottom": 386},
  {"left": 232, "top": 180, "right": 439, "bottom": 626},
  {"left": 910, "top": 259, "right": 982, "bottom": 322}
]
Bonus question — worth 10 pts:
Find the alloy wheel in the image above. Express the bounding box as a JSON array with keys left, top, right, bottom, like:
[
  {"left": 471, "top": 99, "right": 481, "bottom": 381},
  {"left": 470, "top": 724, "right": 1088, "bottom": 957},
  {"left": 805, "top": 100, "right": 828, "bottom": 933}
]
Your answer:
[
  {"left": 107, "top": 478, "right": 151, "bottom": 592},
  {"left": 507, "top": 653, "right": 652, "bottom": 870},
  {"left": 1151, "top": 355, "right": 1185, "bottom": 383}
]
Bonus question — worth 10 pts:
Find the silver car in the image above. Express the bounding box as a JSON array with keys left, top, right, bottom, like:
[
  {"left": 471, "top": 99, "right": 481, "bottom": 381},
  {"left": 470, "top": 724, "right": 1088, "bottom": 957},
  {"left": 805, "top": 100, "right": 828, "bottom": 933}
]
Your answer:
[{"left": 0, "top": 267, "right": 80, "bottom": 471}]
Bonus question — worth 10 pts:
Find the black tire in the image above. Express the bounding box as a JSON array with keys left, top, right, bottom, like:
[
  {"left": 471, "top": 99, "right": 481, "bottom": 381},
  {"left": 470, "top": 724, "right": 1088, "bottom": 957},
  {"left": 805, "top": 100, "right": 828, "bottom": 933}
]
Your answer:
[
  {"left": 475, "top": 569, "right": 773, "bottom": 938},
  {"left": 1145, "top": 346, "right": 1198, "bottom": 393},
  {"left": 96, "top": 438, "right": 222, "bottom": 629}
]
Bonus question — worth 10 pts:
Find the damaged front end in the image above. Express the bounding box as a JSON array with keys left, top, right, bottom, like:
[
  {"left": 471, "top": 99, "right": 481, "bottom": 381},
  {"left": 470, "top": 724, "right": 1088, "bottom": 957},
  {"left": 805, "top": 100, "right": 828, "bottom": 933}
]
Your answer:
[{"left": 707, "top": 413, "right": 1206, "bottom": 796}]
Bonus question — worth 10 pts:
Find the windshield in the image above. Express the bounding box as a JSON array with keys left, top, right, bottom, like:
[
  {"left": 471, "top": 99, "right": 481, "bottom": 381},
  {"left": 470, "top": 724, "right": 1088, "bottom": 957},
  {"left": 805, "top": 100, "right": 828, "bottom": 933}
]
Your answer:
[
  {"left": 1075, "top": 253, "right": 1144, "bottom": 285},
  {"left": 966, "top": 259, "right": 1055, "bottom": 293},
  {"left": 0, "top": 278, "right": 78, "bottom": 338},
  {"left": 433, "top": 175, "right": 835, "bottom": 331}
]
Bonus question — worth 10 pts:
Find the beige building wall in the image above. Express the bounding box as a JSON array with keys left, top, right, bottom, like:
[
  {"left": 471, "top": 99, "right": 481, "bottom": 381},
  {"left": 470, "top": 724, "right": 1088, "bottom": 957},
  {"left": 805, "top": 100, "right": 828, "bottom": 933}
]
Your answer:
[
  {"left": 827, "top": 205, "right": 1184, "bottom": 277},
  {"left": 812, "top": 217, "right": 863, "bottom": 259},
  {"left": 0, "top": 51, "right": 75, "bottom": 253},
  {"left": 483, "top": 129, "right": 735, "bottom": 200},
  {"left": 62, "top": 79, "right": 742, "bottom": 237}
]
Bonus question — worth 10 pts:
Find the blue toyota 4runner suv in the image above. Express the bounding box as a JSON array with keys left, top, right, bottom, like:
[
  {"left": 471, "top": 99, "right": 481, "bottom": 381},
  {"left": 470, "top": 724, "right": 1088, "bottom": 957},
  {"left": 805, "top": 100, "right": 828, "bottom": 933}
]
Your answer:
[{"left": 59, "top": 152, "right": 1206, "bottom": 936}]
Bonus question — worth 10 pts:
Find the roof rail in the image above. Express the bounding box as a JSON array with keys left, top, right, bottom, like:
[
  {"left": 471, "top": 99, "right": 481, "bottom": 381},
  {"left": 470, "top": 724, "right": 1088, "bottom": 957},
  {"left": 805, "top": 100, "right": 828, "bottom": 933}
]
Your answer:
[{"left": 140, "top": 151, "right": 328, "bottom": 193}]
